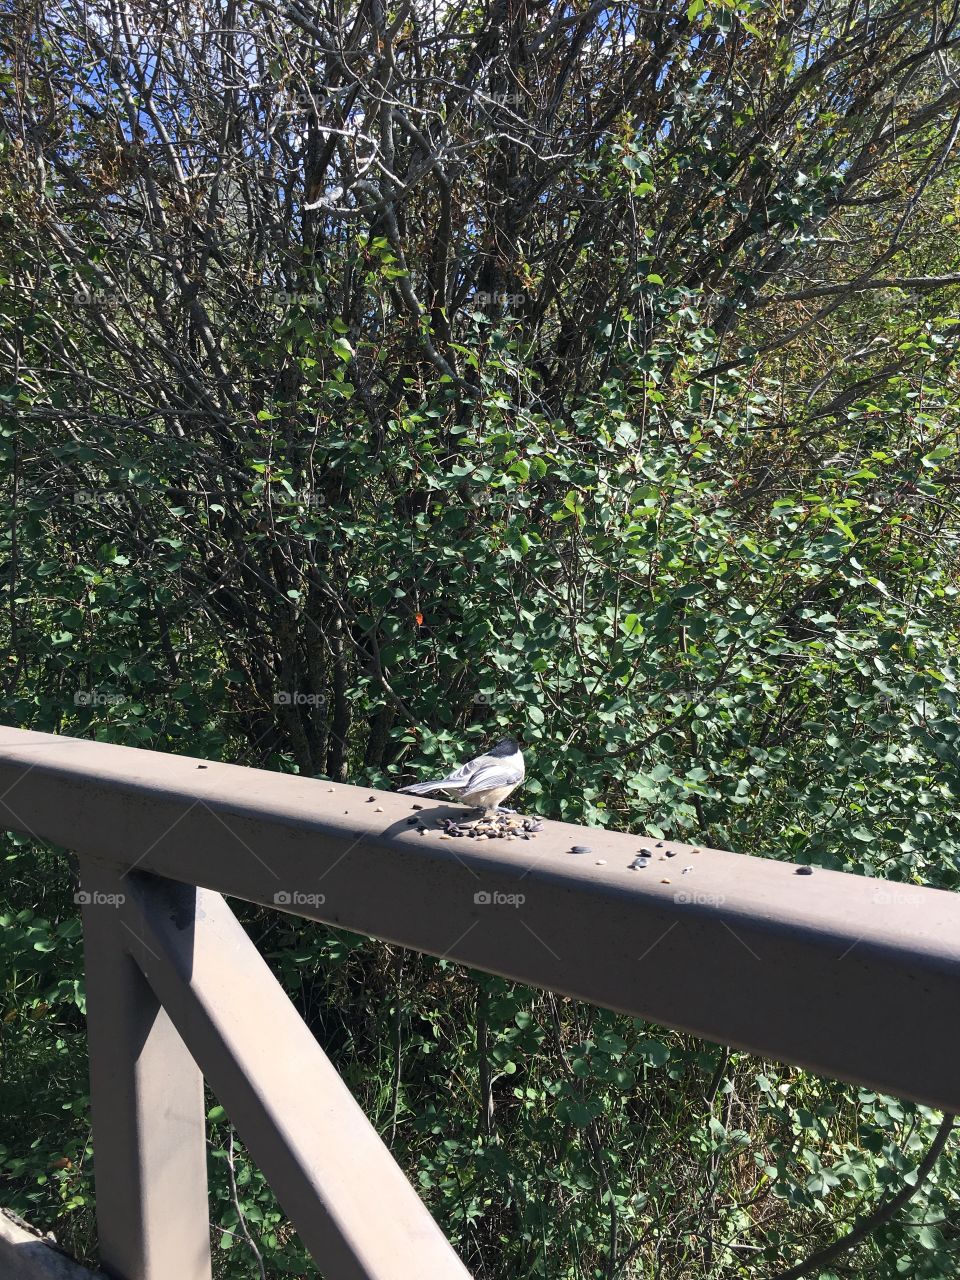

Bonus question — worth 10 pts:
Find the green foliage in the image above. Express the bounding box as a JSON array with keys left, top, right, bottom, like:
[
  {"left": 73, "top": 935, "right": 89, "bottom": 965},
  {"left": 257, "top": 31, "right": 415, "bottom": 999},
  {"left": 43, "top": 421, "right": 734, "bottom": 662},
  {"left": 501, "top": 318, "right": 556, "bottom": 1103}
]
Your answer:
[{"left": 3, "top": 0, "right": 960, "bottom": 1275}]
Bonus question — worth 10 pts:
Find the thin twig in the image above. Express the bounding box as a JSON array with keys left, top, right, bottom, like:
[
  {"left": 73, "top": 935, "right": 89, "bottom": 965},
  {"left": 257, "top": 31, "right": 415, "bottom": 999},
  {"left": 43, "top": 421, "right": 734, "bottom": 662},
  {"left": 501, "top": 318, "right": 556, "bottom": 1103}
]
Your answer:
[
  {"left": 766, "top": 1113, "right": 956, "bottom": 1280},
  {"left": 226, "top": 1127, "right": 268, "bottom": 1280}
]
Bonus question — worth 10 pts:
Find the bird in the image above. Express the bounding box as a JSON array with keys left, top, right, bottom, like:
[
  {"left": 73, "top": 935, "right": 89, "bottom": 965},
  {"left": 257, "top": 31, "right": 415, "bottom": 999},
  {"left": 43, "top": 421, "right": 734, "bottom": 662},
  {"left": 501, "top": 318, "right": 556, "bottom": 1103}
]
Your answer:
[{"left": 399, "top": 736, "right": 525, "bottom": 814}]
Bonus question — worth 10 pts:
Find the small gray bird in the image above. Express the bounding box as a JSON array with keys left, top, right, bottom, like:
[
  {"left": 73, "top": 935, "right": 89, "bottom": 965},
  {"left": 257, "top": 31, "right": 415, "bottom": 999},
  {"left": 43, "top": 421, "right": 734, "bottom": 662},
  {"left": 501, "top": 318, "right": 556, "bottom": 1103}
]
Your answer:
[{"left": 399, "top": 736, "right": 525, "bottom": 813}]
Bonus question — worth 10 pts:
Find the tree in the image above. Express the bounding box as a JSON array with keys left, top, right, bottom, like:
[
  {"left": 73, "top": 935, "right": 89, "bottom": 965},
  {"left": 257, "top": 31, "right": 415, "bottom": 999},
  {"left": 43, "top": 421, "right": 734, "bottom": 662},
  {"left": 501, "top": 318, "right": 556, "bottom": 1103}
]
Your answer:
[{"left": 2, "top": 3, "right": 960, "bottom": 1277}]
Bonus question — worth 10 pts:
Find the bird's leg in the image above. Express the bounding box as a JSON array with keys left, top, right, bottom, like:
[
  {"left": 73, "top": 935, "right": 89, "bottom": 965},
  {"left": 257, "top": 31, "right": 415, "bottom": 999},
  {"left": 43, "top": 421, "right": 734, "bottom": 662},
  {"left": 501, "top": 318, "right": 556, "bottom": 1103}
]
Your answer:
[{"left": 494, "top": 805, "right": 517, "bottom": 814}]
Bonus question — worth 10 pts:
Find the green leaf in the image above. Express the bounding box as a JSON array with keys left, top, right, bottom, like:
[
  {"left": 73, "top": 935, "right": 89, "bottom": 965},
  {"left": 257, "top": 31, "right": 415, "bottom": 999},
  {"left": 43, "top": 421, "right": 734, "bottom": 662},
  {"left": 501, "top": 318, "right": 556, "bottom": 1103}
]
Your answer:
[{"left": 639, "top": 1038, "right": 670, "bottom": 1067}]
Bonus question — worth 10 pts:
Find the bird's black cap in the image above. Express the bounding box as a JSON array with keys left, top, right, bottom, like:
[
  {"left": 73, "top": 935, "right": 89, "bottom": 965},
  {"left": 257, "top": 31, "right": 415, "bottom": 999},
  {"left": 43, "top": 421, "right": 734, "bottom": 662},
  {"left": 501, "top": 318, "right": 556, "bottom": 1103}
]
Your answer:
[{"left": 489, "top": 736, "right": 520, "bottom": 756}]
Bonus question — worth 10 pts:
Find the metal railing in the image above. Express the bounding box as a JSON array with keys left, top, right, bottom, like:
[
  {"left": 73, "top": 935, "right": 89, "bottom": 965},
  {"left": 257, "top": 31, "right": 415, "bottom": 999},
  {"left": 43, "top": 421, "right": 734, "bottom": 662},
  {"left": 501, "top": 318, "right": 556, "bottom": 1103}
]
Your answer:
[{"left": 2, "top": 725, "right": 959, "bottom": 1280}]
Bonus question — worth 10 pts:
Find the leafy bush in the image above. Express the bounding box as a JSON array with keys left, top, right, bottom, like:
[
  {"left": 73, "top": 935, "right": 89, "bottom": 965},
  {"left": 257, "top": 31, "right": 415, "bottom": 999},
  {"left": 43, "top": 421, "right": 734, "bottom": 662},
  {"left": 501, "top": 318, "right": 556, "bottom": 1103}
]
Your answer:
[{"left": 2, "top": 0, "right": 960, "bottom": 1274}]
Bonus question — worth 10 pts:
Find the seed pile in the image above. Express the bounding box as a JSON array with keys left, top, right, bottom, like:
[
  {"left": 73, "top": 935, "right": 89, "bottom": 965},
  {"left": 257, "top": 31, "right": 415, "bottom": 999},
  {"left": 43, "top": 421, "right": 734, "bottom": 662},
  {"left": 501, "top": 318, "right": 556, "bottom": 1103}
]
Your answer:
[{"left": 407, "top": 811, "right": 544, "bottom": 841}]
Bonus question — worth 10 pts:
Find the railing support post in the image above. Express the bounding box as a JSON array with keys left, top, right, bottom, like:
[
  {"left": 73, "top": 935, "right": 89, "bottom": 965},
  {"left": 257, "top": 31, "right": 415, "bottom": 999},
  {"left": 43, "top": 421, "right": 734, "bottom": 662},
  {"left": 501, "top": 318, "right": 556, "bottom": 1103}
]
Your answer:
[{"left": 80, "top": 862, "right": 212, "bottom": 1280}]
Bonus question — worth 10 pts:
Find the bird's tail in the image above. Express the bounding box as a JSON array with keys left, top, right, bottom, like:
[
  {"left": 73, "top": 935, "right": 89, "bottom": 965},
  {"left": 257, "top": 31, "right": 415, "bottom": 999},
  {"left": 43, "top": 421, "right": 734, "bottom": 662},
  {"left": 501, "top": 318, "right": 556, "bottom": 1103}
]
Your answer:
[{"left": 399, "top": 778, "right": 461, "bottom": 795}]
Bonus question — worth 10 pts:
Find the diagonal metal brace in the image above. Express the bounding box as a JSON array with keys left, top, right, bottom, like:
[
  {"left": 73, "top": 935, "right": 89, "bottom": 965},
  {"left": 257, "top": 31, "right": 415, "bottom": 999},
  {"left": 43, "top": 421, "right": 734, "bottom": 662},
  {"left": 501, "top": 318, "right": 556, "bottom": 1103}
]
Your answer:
[{"left": 111, "top": 869, "right": 472, "bottom": 1280}]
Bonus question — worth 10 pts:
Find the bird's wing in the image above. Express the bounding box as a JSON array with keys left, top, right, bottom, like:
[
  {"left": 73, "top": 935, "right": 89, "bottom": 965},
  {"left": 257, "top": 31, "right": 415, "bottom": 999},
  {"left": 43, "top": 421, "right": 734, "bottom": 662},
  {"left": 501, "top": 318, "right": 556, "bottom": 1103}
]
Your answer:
[
  {"left": 434, "top": 750, "right": 491, "bottom": 787},
  {"left": 459, "top": 755, "right": 524, "bottom": 793},
  {"left": 399, "top": 750, "right": 494, "bottom": 793}
]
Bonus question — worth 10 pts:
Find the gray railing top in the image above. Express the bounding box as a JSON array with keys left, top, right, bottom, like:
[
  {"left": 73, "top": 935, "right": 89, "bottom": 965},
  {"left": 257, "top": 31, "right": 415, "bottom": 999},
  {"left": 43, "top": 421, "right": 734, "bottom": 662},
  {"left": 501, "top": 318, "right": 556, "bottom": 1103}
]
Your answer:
[{"left": 2, "top": 724, "right": 960, "bottom": 1111}]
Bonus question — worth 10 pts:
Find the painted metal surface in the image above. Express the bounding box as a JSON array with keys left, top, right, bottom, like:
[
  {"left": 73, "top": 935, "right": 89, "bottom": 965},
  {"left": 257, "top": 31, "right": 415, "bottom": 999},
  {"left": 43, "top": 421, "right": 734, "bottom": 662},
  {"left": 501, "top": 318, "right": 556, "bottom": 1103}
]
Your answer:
[
  {"left": 3, "top": 726, "right": 960, "bottom": 1113},
  {"left": 108, "top": 871, "right": 471, "bottom": 1280},
  {"left": 80, "top": 867, "right": 211, "bottom": 1280}
]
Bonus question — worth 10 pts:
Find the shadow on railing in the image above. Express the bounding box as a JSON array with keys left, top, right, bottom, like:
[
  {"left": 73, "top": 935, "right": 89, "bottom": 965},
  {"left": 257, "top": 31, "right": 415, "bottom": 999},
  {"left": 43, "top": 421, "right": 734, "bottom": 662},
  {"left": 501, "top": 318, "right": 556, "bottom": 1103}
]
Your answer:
[{"left": 1, "top": 726, "right": 959, "bottom": 1279}]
